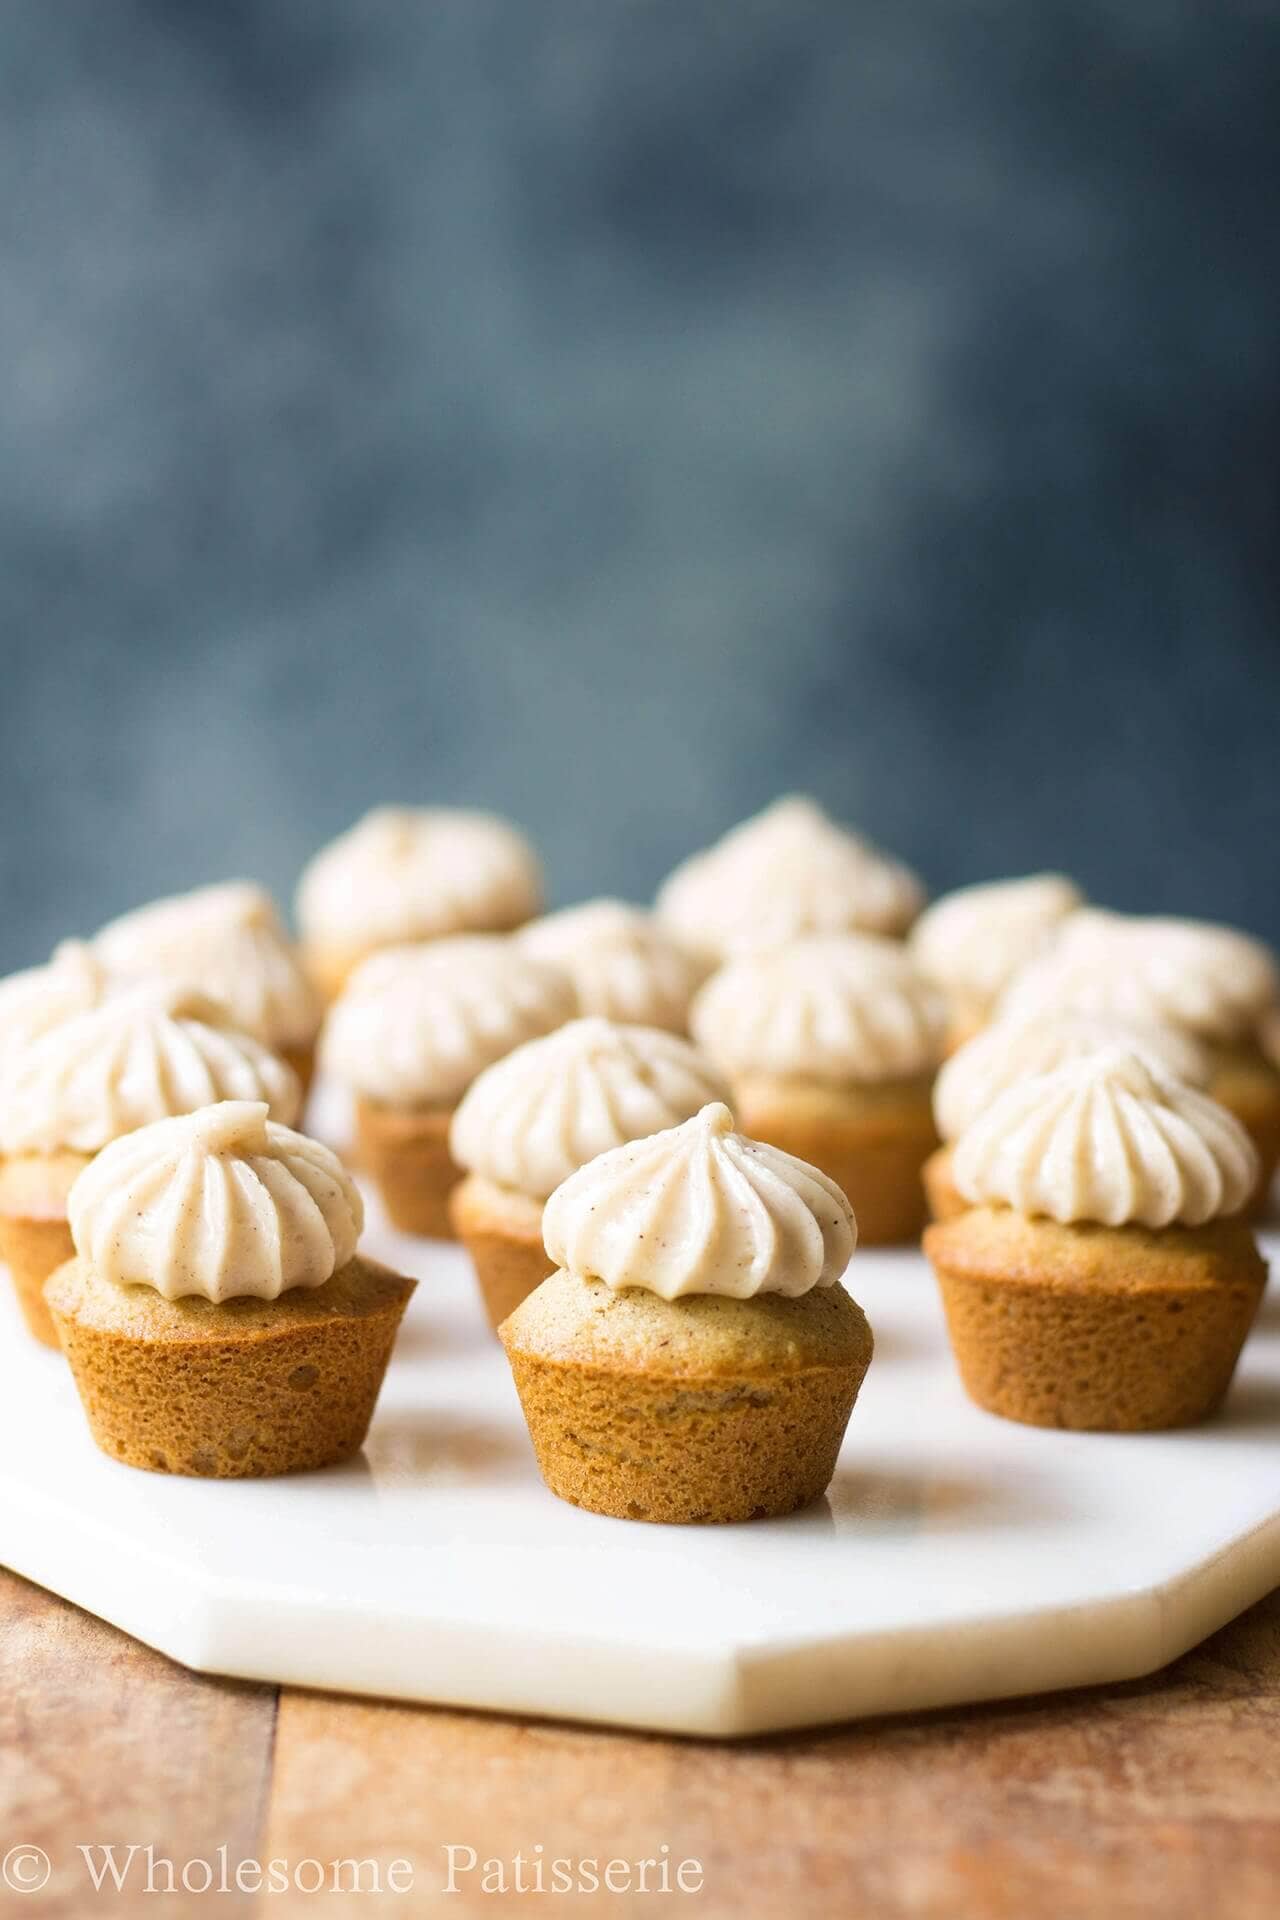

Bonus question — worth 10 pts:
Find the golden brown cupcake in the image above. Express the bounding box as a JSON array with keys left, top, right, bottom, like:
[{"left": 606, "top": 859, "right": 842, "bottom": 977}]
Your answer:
[
  {"left": 47, "top": 1102, "right": 413, "bottom": 1476},
  {"left": 908, "top": 873, "right": 1084, "bottom": 1050},
  {"left": 690, "top": 934, "right": 946, "bottom": 1244},
  {"left": 516, "top": 899, "right": 710, "bottom": 1033},
  {"left": 502, "top": 1103, "right": 873, "bottom": 1524},
  {"left": 295, "top": 806, "right": 542, "bottom": 999},
  {"left": 447, "top": 1017, "right": 729, "bottom": 1330},
  {"left": 922, "top": 1013, "right": 1211, "bottom": 1222},
  {"left": 95, "top": 881, "right": 321, "bottom": 1096},
  {"left": 0, "top": 983, "right": 299, "bottom": 1348},
  {"left": 655, "top": 794, "right": 924, "bottom": 962},
  {"left": 999, "top": 910, "right": 1280, "bottom": 1215},
  {"left": 925, "top": 1049, "right": 1264, "bottom": 1430},
  {"left": 320, "top": 937, "right": 576, "bottom": 1238}
]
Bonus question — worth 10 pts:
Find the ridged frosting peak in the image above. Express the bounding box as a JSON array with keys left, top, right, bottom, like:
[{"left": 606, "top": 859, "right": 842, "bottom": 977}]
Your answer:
[
  {"left": 0, "top": 941, "right": 111, "bottom": 1069},
  {"left": 96, "top": 881, "right": 318, "bottom": 1049},
  {"left": 542, "top": 1101, "right": 856, "bottom": 1298},
  {"left": 68, "top": 1102, "right": 362, "bottom": 1301},
  {"left": 909, "top": 874, "right": 1084, "bottom": 1018},
  {"left": 0, "top": 981, "right": 300, "bottom": 1154},
  {"left": 691, "top": 934, "right": 945, "bottom": 1084},
  {"left": 449, "top": 1016, "right": 731, "bottom": 1199},
  {"left": 952, "top": 1047, "right": 1257, "bottom": 1227},
  {"left": 320, "top": 936, "right": 576, "bottom": 1105},
  {"left": 296, "top": 806, "right": 541, "bottom": 949},
  {"left": 517, "top": 900, "right": 708, "bottom": 1032},
  {"left": 934, "top": 1013, "right": 1211, "bottom": 1142},
  {"left": 656, "top": 796, "right": 924, "bottom": 958}
]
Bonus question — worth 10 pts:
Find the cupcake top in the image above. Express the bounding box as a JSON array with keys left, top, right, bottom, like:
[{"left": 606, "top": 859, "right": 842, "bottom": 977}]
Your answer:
[
  {"left": 449, "top": 1016, "right": 731, "bottom": 1200},
  {"left": 68, "top": 1101, "right": 362, "bottom": 1301},
  {"left": 0, "top": 982, "right": 301, "bottom": 1155},
  {"left": 542, "top": 1101, "right": 856, "bottom": 1299},
  {"left": 296, "top": 806, "right": 541, "bottom": 952},
  {"left": 95, "top": 881, "right": 319, "bottom": 1051},
  {"left": 952, "top": 1047, "right": 1257, "bottom": 1227},
  {"left": 0, "top": 940, "right": 110, "bottom": 1070},
  {"left": 691, "top": 934, "right": 946, "bottom": 1085},
  {"left": 998, "top": 910, "right": 1280, "bottom": 1045},
  {"left": 933, "top": 1013, "right": 1211, "bottom": 1143},
  {"left": 320, "top": 936, "right": 576, "bottom": 1106},
  {"left": 908, "top": 874, "right": 1084, "bottom": 1021},
  {"left": 517, "top": 899, "right": 707, "bottom": 1032},
  {"left": 655, "top": 795, "right": 924, "bottom": 959}
]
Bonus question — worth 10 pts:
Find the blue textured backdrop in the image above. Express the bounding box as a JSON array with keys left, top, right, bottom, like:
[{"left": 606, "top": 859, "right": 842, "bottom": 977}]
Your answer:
[{"left": 1, "top": 0, "right": 1278, "bottom": 968}]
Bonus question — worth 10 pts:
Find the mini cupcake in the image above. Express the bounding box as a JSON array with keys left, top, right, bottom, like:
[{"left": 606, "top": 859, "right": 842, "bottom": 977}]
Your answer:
[
  {"left": 690, "top": 934, "right": 946, "bottom": 1244},
  {"left": 922, "top": 1013, "right": 1211, "bottom": 1221},
  {"left": 655, "top": 795, "right": 924, "bottom": 962},
  {"left": 908, "top": 873, "right": 1084, "bottom": 1049},
  {"left": 924, "top": 1049, "right": 1264, "bottom": 1430},
  {"left": 296, "top": 806, "right": 542, "bottom": 999},
  {"left": 46, "top": 1102, "right": 413, "bottom": 1476},
  {"left": 0, "top": 983, "right": 299, "bottom": 1347},
  {"left": 0, "top": 941, "right": 109, "bottom": 1072},
  {"left": 95, "top": 881, "right": 321, "bottom": 1095},
  {"left": 517, "top": 900, "right": 709, "bottom": 1033},
  {"left": 999, "top": 911, "right": 1280, "bottom": 1214},
  {"left": 320, "top": 937, "right": 576, "bottom": 1238},
  {"left": 502, "top": 1103, "right": 872, "bottom": 1523},
  {"left": 448, "top": 1017, "right": 730, "bottom": 1330}
]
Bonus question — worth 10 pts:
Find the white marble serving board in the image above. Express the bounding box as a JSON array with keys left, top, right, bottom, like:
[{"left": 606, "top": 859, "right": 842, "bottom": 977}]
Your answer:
[{"left": 1, "top": 1133, "right": 1277, "bottom": 1736}]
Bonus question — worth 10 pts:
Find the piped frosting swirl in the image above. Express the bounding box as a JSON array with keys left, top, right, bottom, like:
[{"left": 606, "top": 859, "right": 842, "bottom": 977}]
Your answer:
[
  {"left": 320, "top": 937, "right": 576, "bottom": 1106},
  {"left": 449, "top": 1017, "right": 731, "bottom": 1199},
  {"left": 542, "top": 1101, "right": 856, "bottom": 1298},
  {"left": 934, "top": 1013, "right": 1211, "bottom": 1143},
  {"left": 517, "top": 900, "right": 708, "bottom": 1032},
  {"left": 0, "top": 941, "right": 110, "bottom": 1070},
  {"left": 0, "top": 981, "right": 300, "bottom": 1154},
  {"left": 951, "top": 1047, "right": 1257, "bottom": 1227},
  {"left": 296, "top": 806, "right": 541, "bottom": 951},
  {"left": 656, "top": 796, "right": 924, "bottom": 958},
  {"left": 908, "top": 874, "right": 1084, "bottom": 1020},
  {"left": 68, "top": 1101, "right": 362, "bottom": 1301},
  {"left": 691, "top": 934, "right": 946, "bottom": 1084},
  {"left": 96, "top": 881, "right": 318, "bottom": 1049}
]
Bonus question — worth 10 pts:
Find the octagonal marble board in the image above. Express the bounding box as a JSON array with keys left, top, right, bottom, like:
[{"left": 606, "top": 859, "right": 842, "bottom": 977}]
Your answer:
[{"left": 1, "top": 1090, "right": 1277, "bottom": 1737}]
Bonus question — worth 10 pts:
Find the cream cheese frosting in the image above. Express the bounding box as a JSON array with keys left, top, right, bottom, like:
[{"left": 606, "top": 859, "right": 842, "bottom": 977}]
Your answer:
[
  {"left": 68, "top": 1101, "right": 361, "bottom": 1301},
  {"left": 998, "top": 910, "right": 1280, "bottom": 1044},
  {"left": 0, "top": 941, "right": 110, "bottom": 1069},
  {"left": 542, "top": 1101, "right": 856, "bottom": 1298},
  {"left": 0, "top": 982, "right": 301, "bottom": 1154},
  {"left": 933, "top": 1013, "right": 1211, "bottom": 1143},
  {"left": 449, "top": 1016, "right": 731, "bottom": 1200},
  {"left": 908, "top": 874, "right": 1084, "bottom": 1019},
  {"left": 655, "top": 796, "right": 925, "bottom": 958},
  {"left": 691, "top": 934, "right": 946, "bottom": 1085},
  {"left": 517, "top": 899, "right": 708, "bottom": 1032},
  {"left": 951, "top": 1047, "right": 1257, "bottom": 1227},
  {"left": 296, "top": 806, "right": 542, "bottom": 952},
  {"left": 320, "top": 937, "right": 576, "bottom": 1107},
  {"left": 95, "top": 881, "right": 319, "bottom": 1049}
]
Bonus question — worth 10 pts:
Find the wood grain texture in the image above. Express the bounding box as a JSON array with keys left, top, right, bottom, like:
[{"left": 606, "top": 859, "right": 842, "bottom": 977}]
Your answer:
[
  {"left": 0, "top": 1569, "right": 277, "bottom": 1917},
  {"left": 3, "top": 1565, "right": 1279, "bottom": 1918}
]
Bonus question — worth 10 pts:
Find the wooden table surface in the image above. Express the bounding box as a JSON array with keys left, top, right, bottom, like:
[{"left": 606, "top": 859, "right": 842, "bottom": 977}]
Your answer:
[{"left": 3, "top": 1568, "right": 1278, "bottom": 1918}]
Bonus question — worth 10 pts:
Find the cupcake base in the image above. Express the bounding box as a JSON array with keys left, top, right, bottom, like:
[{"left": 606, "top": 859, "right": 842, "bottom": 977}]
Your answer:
[
  {"left": 279, "top": 1039, "right": 318, "bottom": 1105},
  {"left": 921, "top": 1144, "right": 966, "bottom": 1222},
  {"left": 1209, "top": 1045, "right": 1280, "bottom": 1219},
  {"left": 502, "top": 1271, "right": 874, "bottom": 1523},
  {"left": 0, "top": 1151, "right": 90, "bottom": 1348},
  {"left": 450, "top": 1174, "right": 550, "bottom": 1333},
  {"left": 45, "top": 1255, "right": 415, "bottom": 1476},
  {"left": 355, "top": 1098, "right": 460, "bottom": 1239},
  {"left": 734, "top": 1074, "right": 937, "bottom": 1246},
  {"left": 925, "top": 1206, "right": 1265, "bottom": 1431}
]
